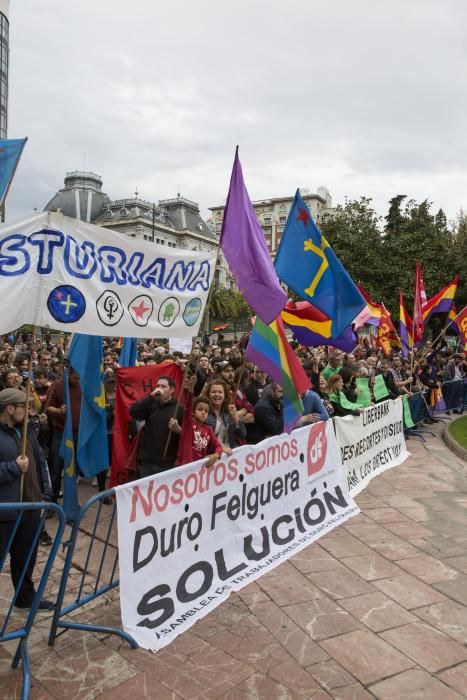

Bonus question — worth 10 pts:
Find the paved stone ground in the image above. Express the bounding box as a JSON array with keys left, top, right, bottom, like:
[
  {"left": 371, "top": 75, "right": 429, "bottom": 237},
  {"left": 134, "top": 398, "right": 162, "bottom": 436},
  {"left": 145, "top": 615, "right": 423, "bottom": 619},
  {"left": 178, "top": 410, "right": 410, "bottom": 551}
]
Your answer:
[{"left": 2, "top": 421, "right": 467, "bottom": 699}]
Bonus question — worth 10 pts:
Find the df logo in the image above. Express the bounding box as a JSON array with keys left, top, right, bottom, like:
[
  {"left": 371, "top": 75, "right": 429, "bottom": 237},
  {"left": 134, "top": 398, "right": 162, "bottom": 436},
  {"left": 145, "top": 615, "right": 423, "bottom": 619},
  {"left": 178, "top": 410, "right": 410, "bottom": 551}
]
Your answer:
[{"left": 306, "top": 423, "right": 327, "bottom": 477}]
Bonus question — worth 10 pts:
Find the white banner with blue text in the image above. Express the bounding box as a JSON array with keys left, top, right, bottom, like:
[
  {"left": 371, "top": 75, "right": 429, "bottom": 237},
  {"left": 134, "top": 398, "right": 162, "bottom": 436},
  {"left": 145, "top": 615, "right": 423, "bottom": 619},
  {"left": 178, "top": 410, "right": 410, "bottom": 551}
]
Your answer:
[
  {"left": 0, "top": 211, "right": 216, "bottom": 338},
  {"left": 115, "top": 421, "right": 359, "bottom": 651},
  {"left": 334, "top": 398, "right": 410, "bottom": 496}
]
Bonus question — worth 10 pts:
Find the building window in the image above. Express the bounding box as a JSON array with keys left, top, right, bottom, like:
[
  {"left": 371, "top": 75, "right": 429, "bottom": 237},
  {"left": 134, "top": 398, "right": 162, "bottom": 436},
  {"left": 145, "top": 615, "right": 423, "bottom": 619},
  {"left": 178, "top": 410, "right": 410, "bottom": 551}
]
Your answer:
[
  {"left": 264, "top": 217, "right": 271, "bottom": 225},
  {"left": 279, "top": 216, "right": 286, "bottom": 224},
  {"left": 120, "top": 207, "right": 128, "bottom": 217}
]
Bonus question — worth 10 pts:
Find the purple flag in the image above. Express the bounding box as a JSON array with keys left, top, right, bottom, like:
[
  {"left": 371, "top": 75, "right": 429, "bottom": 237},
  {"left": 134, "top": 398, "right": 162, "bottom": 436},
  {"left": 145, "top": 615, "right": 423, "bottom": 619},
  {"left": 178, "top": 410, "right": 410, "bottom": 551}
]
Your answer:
[{"left": 220, "top": 148, "right": 287, "bottom": 324}]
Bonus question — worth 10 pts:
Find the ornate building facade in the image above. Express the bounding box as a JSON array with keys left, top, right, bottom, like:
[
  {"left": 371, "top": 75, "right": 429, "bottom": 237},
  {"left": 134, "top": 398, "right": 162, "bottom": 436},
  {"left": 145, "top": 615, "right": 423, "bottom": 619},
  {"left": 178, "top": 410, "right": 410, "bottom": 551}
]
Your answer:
[
  {"left": 44, "top": 171, "right": 233, "bottom": 288},
  {"left": 209, "top": 186, "right": 333, "bottom": 256}
]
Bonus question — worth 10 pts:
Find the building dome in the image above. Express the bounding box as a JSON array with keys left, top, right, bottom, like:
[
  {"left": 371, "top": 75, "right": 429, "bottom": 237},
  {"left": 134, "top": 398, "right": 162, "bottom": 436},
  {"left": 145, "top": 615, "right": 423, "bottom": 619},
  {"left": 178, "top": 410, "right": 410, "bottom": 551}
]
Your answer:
[{"left": 44, "top": 170, "right": 110, "bottom": 222}]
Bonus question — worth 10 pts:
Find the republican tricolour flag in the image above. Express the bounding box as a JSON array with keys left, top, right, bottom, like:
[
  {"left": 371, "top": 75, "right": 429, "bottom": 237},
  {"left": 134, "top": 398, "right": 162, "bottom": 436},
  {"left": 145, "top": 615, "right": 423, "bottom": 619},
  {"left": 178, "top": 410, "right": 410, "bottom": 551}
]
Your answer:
[
  {"left": 68, "top": 334, "right": 109, "bottom": 478},
  {"left": 275, "top": 190, "right": 365, "bottom": 337},
  {"left": 356, "top": 285, "right": 382, "bottom": 327},
  {"left": 246, "top": 315, "right": 311, "bottom": 433},
  {"left": 281, "top": 300, "right": 357, "bottom": 352},
  {"left": 422, "top": 277, "right": 458, "bottom": 323},
  {"left": 399, "top": 293, "right": 413, "bottom": 358}
]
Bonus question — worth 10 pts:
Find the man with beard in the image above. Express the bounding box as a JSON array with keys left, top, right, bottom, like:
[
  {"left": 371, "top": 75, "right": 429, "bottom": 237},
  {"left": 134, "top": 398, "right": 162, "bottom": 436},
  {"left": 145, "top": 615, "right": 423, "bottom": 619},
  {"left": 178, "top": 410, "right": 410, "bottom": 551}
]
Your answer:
[
  {"left": 0, "top": 389, "right": 54, "bottom": 610},
  {"left": 254, "top": 382, "right": 284, "bottom": 441},
  {"left": 129, "top": 376, "right": 184, "bottom": 478}
]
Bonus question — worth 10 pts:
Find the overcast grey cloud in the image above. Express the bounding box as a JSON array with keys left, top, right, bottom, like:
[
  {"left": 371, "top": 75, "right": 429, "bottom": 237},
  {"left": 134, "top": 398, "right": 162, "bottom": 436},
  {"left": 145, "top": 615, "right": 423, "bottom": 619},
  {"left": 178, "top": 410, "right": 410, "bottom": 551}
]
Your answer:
[{"left": 6, "top": 0, "right": 467, "bottom": 224}]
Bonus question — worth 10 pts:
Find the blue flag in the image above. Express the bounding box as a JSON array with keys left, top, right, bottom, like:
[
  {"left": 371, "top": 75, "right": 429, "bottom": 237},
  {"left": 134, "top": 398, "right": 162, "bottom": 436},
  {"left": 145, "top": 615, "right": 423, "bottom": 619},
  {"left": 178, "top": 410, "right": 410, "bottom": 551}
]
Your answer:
[
  {"left": 68, "top": 334, "right": 109, "bottom": 478},
  {"left": 275, "top": 190, "right": 365, "bottom": 337},
  {"left": 0, "top": 138, "right": 28, "bottom": 207},
  {"left": 119, "top": 337, "right": 137, "bottom": 367},
  {"left": 59, "top": 368, "right": 79, "bottom": 521}
]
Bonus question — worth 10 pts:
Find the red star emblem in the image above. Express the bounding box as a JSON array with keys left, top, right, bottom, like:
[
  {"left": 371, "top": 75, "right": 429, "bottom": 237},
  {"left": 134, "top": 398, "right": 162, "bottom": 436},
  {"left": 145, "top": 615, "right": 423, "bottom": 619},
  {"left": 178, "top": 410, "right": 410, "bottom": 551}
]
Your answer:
[
  {"left": 296, "top": 207, "right": 310, "bottom": 226},
  {"left": 131, "top": 299, "right": 151, "bottom": 319},
  {"left": 55, "top": 292, "right": 63, "bottom": 299}
]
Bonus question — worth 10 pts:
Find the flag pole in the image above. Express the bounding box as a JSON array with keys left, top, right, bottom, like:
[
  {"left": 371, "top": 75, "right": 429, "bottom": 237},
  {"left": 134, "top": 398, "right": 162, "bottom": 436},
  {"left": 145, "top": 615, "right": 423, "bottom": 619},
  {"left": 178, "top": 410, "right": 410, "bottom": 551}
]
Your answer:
[
  {"left": 161, "top": 341, "right": 199, "bottom": 459},
  {"left": 416, "top": 309, "right": 463, "bottom": 367},
  {"left": 19, "top": 356, "right": 34, "bottom": 501}
]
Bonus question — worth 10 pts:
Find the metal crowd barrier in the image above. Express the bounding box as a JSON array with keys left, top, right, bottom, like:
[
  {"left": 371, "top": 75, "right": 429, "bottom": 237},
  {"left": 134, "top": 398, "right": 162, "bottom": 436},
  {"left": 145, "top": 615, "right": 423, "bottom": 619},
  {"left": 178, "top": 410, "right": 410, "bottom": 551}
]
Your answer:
[
  {"left": 48, "top": 489, "right": 137, "bottom": 649},
  {"left": 405, "top": 391, "right": 436, "bottom": 442},
  {"left": 0, "top": 502, "right": 65, "bottom": 700},
  {"left": 436, "top": 379, "right": 466, "bottom": 416}
]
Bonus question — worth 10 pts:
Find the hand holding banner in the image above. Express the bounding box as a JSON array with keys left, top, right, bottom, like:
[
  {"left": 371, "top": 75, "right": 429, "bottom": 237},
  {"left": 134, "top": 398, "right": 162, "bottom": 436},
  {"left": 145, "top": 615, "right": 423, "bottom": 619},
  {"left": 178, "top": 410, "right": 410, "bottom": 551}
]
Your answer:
[
  {"left": 355, "top": 378, "right": 372, "bottom": 408},
  {"left": 373, "top": 374, "right": 390, "bottom": 401}
]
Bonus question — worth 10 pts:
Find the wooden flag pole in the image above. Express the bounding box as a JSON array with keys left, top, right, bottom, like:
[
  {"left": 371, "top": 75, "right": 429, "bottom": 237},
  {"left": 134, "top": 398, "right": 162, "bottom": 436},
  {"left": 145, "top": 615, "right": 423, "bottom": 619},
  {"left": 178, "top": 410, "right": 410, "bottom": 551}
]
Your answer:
[
  {"left": 161, "top": 342, "right": 199, "bottom": 459},
  {"left": 19, "top": 357, "right": 34, "bottom": 501},
  {"left": 415, "top": 309, "right": 463, "bottom": 369}
]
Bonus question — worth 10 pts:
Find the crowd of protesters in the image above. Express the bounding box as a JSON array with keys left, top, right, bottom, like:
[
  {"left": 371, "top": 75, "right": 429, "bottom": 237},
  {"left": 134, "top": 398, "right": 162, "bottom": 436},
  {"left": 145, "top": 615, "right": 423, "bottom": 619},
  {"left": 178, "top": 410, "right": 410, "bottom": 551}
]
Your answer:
[
  {"left": 0, "top": 328, "right": 464, "bottom": 610},
  {"left": 0, "top": 329, "right": 464, "bottom": 479}
]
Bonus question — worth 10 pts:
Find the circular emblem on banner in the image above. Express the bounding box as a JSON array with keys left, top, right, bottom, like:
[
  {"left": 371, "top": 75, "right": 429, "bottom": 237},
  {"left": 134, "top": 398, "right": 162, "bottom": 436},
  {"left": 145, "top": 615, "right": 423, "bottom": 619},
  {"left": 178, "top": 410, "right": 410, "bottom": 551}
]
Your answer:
[
  {"left": 183, "top": 298, "right": 202, "bottom": 327},
  {"left": 306, "top": 422, "right": 327, "bottom": 477},
  {"left": 128, "top": 295, "right": 153, "bottom": 327},
  {"left": 96, "top": 290, "right": 124, "bottom": 326},
  {"left": 158, "top": 297, "right": 180, "bottom": 327},
  {"left": 47, "top": 285, "right": 86, "bottom": 324}
]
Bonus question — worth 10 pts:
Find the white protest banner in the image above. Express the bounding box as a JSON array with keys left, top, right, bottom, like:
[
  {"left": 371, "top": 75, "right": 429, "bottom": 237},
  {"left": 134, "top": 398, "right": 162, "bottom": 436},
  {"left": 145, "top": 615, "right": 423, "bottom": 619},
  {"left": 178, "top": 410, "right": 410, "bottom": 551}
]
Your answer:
[
  {"left": 0, "top": 211, "right": 216, "bottom": 338},
  {"left": 115, "top": 421, "right": 359, "bottom": 651},
  {"left": 334, "top": 399, "right": 410, "bottom": 496}
]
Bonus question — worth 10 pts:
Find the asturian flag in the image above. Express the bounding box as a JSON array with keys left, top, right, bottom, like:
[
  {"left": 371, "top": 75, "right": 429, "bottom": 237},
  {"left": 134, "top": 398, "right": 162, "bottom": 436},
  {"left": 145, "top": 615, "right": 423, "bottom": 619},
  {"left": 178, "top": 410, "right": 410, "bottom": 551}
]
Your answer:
[
  {"left": 0, "top": 138, "right": 27, "bottom": 208},
  {"left": 68, "top": 334, "right": 109, "bottom": 478}
]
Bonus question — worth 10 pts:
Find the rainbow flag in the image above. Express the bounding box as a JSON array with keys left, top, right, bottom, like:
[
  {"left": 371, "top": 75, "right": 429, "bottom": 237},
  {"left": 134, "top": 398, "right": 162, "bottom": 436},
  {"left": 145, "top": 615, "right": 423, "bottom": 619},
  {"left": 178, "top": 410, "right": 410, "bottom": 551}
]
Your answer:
[
  {"left": 399, "top": 293, "right": 413, "bottom": 357},
  {"left": 422, "top": 276, "right": 458, "bottom": 323},
  {"left": 357, "top": 285, "right": 382, "bottom": 326},
  {"left": 246, "top": 315, "right": 311, "bottom": 433}
]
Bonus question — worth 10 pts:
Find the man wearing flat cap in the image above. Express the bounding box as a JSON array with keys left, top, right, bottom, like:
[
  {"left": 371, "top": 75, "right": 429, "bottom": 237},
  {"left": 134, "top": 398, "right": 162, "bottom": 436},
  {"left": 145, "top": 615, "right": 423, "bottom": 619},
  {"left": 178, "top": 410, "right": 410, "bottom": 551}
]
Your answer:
[{"left": 0, "top": 388, "right": 54, "bottom": 610}]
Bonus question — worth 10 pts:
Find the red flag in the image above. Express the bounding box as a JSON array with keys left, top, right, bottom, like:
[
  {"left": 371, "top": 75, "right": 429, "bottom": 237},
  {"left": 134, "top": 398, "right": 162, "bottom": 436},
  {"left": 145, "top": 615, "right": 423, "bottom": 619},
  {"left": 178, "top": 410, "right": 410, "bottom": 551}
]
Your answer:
[
  {"left": 419, "top": 270, "right": 427, "bottom": 306},
  {"left": 455, "top": 306, "right": 467, "bottom": 345},
  {"left": 376, "top": 304, "right": 401, "bottom": 356},
  {"left": 109, "top": 363, "right": 183, "bottom": 487},
  {"left": 412, "top": 261, "right": 424, "bottom": 344}
]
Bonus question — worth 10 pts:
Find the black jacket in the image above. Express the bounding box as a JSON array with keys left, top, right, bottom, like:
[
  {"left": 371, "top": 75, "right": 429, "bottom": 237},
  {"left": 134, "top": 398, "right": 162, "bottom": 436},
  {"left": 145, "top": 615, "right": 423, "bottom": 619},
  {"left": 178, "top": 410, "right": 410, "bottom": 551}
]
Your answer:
[
  {"left": 254, "top": 394, "right": 284, "bottom": 441},
  {"left": 0, "top": 422, "right": 52, "bottom": 520},
  {"left": 129, "top": 395, "right": 184, "bottom": 469}
]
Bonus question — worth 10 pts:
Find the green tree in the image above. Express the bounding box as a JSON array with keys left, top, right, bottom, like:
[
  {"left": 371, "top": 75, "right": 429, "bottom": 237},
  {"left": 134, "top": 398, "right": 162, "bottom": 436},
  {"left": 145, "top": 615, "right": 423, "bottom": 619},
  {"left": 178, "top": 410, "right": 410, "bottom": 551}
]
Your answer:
[
  {"left": 208, "top": 282, "right": 232, "bottom": 319},
  {"left": 453, "top": 210, "right": 467, "bottom": 310},
  {"left": 320, "top": 197, "right": 384, "bottom": 300},
  {"left": 378, "top": 197, "right": 458, "bottom": 330},
  {"left": 228, "top": 290, "right": 252, "bottom": 334}
]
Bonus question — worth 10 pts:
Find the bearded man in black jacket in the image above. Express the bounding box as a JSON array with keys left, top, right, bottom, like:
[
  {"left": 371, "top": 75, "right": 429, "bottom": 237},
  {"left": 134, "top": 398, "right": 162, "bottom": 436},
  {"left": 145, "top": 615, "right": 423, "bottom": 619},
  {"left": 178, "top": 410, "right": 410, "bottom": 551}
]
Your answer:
[{"left": 129, "top": 375, "right": 184, "bottom": 478}]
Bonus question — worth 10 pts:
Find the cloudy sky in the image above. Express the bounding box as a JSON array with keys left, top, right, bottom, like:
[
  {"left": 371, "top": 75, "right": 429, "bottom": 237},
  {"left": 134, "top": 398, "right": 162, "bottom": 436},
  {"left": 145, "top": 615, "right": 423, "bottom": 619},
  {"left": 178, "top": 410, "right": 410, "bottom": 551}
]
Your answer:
[{"left": 6, "top": 0, "right": 467, "bottom": 225}]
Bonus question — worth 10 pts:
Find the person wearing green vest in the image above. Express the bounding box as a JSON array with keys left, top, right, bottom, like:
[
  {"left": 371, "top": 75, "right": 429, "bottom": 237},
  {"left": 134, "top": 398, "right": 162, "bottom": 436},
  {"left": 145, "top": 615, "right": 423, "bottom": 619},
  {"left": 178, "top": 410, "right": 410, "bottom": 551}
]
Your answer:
[
  {"left": 321, "top": 352, "right": 342, "bottom": 382},
  {"left": 327, "top": 370, "right": 364, "bottom": 417}
]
